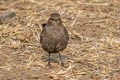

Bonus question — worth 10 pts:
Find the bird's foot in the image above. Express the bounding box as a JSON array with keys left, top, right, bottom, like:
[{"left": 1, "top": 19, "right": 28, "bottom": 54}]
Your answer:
[
  {"left": 61, "top": 62, "right": 64, "bottom": 67},
  {"left": 47, "top": 63, "right": 51, "bottom": 68}
]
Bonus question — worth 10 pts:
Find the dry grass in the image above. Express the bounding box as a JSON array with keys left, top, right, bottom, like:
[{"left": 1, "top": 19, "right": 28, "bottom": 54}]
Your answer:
[{"left": 0, "top": 0, "right": 120, "bottom": 80}]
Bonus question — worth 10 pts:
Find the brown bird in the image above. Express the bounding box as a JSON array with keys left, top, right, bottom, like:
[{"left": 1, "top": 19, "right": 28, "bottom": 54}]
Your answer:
[{"left": 40, "top": 13, "right": 69, "bottom": 67}]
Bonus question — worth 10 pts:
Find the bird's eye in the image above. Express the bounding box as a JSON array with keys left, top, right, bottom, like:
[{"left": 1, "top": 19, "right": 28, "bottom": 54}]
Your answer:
[{"left": 50, "top": 18, "right": 54, "bottom": 21}]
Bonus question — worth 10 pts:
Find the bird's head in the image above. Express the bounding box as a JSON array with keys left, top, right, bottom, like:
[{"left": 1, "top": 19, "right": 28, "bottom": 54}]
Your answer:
[{"left": 48, "top": 13, "right": 62, "bottom": 25}]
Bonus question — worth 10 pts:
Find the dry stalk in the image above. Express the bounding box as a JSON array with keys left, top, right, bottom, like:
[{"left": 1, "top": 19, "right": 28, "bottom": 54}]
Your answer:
[{"left": 56, "top": 63, "right": 76, "bottom": 75}]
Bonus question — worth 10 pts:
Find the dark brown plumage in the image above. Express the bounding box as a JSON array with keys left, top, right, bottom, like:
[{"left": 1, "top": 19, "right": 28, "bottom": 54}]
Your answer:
[{"left": 40, "top": 13, "right": 69, "bottom": 67}]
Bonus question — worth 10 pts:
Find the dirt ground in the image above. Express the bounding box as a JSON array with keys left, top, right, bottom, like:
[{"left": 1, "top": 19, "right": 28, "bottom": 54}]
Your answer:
[{"left": 0, "top": 0, "right": 120, "bottom": 80}]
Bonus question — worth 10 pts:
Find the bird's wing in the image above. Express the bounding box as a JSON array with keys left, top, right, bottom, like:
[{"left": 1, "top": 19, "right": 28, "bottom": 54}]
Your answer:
[
  {"left": 40, "top": 27, "right": 46, "bottom": 43},
  {"left": 63, "top": 27, "right": 69, "bottom": 40}
]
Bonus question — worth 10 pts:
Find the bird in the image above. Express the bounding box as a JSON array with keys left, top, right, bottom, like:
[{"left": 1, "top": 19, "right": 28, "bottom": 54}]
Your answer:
[{"left": 40, "top": 13, "right": 69, "bottom": 67}]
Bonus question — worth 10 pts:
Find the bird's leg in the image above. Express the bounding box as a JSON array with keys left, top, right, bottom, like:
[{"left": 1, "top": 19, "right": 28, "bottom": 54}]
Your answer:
[
  {"left": 48, "top": 52, "right": 51, "bottom": 68},
  {"left": 58, "top": 53, "right": 64, "bottom": 66}
]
